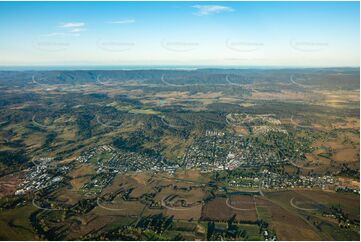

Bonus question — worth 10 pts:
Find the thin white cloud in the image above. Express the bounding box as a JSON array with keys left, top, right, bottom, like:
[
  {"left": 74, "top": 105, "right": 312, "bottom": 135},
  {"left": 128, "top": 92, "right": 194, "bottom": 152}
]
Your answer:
[
  {"left": 43, "top": 32, "right": 80, "bottom": 37},
  {"left": 43, "top": 32, "right": 63, "bottom": 37},
  {"left": 69, "top": 28, "right": 87, "bottom": 33},
  {"left": 60, "top": 22, "right": 85, "bottom": 28},
  {"left": 192, "top": 5, "right": 234, "bottom": 16},
  {"left": 107, "top": 19, "right": 135, "bottom": 24},
  {"left": 45, "top": 22, "right": 87, "bottom": 37}
]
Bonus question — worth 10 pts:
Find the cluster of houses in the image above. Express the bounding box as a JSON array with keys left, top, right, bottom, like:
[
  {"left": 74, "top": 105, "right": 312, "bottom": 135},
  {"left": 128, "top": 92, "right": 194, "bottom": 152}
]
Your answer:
[
  {"left": 76, "top": 145, "right": 114, "bottom": 163},
  {"left": 77, "top": 145, "right": 179, "bottom": 174},
  {"left": 226, "top": 168, "right": 355, "bottom": 194},
  {"left": 15, "top": 157, "right": 68, "bottom": 195},
  {"left": 261, "top": 170, "right": 336, "bottom": 190},
  {"left": 15, "top": 129, "right": 358, "bottom": 197},
  {"left": 182, "top": 130, "right": 288, "bottom": 173},
  {"left": 335, "top": 186, "right": 359, "bottom": 194}
]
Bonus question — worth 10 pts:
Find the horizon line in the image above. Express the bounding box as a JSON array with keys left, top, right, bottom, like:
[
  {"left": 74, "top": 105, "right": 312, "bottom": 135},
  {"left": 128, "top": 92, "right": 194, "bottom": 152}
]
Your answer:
[{"left": 0, "top": 64, "right": 359, "bottom": 72}]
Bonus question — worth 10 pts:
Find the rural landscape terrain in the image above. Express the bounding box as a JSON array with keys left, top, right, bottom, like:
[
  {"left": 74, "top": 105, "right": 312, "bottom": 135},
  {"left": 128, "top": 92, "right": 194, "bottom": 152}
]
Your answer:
[{"left": 0, "top": 67, "right": 359, "bottom": 240}]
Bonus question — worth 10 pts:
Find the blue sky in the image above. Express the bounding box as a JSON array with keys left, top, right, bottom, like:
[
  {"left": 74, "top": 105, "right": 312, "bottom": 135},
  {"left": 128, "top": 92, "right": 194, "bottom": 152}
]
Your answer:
[{"left": 0, "top": 1, "right": 359, "bottom": 67}]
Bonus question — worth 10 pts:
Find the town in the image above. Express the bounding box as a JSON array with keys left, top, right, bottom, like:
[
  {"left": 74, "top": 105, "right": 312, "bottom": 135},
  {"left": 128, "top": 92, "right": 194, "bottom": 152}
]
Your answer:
[{"left": 14, "top": 128, "right": 358, "bottom": 197}]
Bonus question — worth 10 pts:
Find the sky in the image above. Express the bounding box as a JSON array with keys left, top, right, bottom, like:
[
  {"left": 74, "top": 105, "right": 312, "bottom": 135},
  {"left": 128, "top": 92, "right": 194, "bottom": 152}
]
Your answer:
[{"left": 0, "top": 1, "right": 359, "bottom": 67}]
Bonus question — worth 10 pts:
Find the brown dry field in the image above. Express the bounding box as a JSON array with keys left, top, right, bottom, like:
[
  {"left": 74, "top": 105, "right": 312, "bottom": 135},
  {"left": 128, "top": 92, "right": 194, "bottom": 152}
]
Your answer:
[
  {"left": 68, "top": 164, "right": 96, "bottom": 191},
  {"left": 266, "top": 190, "right": 317, "bottom": 209},
  {"left": 342, "top": 130, "right": 360, "bottom": 143},
  {"left": 250, "top": 90, "right": 316, "bottom": 101},
  {"left": 65, "top": 213, "right": 122, "bottom": 240},
  {"left": 156, "top": 171, "right": 208, "bottom": 186},
  {"left": 254, "top": 196, "right": 322, "bottom": 240},
  {"left": 338, "top": 177, "right": 360, "bottom": 189},
  {"left": 100, "top": 172, "right": 159, "bottom": 198},
  {"left": 267, "top": 190, "right": 360, "bottom": 221},
  {"left": 68, "top": 164, "right": 95, "bottom": 178},
  {"left": 100, "top": 173, "right": 139, "bottom": 195},
  {"left": 154, "top": 186, "right": 206, "bottom": 204},
  {"left": 304, "top": 152, "right": 330, "bottom": 166},
  {"left": 174, "top": 170, "right": 206, "bottom": 182},
  {"left": 160, "top": 135, "right": 190, "bottom": 160},
  {"left": 231, "top": 126, "right": 249, "bottom": 135},
  {"left": 227, "top": 195, "right": 256, "bottom": 210},
  {"left": 70, "top": 176, "right": 91, "bottom": 191},
  {"left": 145, "top": 91, "right": 223, "bottom": 103},
  {"left": 58, "top": 127, "right": 76, "bottom": 141},
  {"left": 315, "top": 90, "right": 360, "bottom": 103},
  {"left": 54, "top": 189, "right": 85, "bottom": 205},
  {"left": 129, "top": 185, "right": 154, "bottom": 198},
  {"left": 164, "top": 204, "right": 203, "bottom": 220},
  {"left": 23, "top": 134, "right": 44, "bottom": 150},
  {"left": 299, "top": 190, "right": 360, "bottom": 220},
  {"left": 142, "top": 207, "right": 164, "bottom": 217},
  {"left": 201, "top": 196, "right": 258, "bottom": 222},
  {"left": 0, "top": 172, "right": 23, "bottom": 197},
  {"left": 94, "top": 195, "right": 145, "bottom": 216},
  {"left": 149, "top": 183, "right": 207, "bottom": 220},
  {"left": 315, "top": 89, "right": 359, "bottom": 108},
  {"left": 305, "top": 136, "right": 359, "bottom": 169},
  {"left": 283, "top": 164, "right": 298, "bottom": 175},
  {"left": 331, "top": 118, "right": 360, "bottom": 129},
  {"left": 332, "top": 148, "right": 359, "bottom": 162}
]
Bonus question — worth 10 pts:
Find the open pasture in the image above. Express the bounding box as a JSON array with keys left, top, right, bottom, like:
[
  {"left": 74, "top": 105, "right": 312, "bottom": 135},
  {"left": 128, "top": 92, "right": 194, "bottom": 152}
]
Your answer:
[
  {"left": 201, "top": 196, "right": 258, "bottom": 222},
  {"left": 254, "top": 196, "right": 322, "bottom": 240}
]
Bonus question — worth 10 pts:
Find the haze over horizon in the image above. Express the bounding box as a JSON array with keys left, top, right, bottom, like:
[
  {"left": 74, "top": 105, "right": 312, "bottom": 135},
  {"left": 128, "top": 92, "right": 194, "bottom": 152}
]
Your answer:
[{"left": 0, "top": 1, "right": 359, "bottom": 67}]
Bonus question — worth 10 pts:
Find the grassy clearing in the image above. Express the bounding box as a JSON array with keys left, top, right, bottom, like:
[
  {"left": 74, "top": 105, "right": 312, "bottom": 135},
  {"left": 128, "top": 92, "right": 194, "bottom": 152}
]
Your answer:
[
  {"left": 172, "top": 220, "right": 197, "bottom": 232},
  {"left": 256, "top": 206, "right": 272, "bottom": 223},
  {"left": 318, "top": 221, "right": 359, "bottom": 241},
  {"left": 104, "top": 216, "right": 136, "bottom": 231},
  {"left": 0, "top": 205, "right": 38, "bottom": 240},
  {"left": 129, "top": 109, "right": 161, "bottom": 115},
  {"left": 237, "top": 224, "right": 262, "bottom": 240}
]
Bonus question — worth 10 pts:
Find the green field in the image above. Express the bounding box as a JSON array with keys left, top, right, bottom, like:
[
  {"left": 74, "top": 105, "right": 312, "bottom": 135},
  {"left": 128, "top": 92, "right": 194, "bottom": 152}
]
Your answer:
[{"left": 0, "top": 205, "right": 38, "bottom": 240}]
